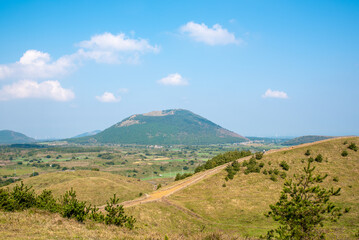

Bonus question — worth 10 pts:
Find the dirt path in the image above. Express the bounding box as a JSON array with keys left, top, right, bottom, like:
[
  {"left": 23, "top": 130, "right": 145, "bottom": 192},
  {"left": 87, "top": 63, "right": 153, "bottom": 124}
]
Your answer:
[{"left": 99, "top": 136, "right": 354, "bottom": 210}]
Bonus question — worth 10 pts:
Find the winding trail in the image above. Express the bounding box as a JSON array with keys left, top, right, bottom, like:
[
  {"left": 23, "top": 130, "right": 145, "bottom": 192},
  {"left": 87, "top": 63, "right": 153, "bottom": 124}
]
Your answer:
[{"left": 99, "top": 136, "right": 354, "bottom": 210}]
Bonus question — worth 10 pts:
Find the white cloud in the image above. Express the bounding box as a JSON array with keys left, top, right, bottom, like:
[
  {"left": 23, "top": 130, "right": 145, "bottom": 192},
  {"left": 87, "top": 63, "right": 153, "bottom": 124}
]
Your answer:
[
  {"left": 0, "top": 50, "right": 76, "bottom": 80},
  {"left": 262, "top": 89, "right": 288, "bottom": 99},
  {"left": 157, "top": 73, "right": 188, "bottom": 86},
  {"left": 96, "top": 92, "right": 121, "bottom": 103},
  {"left": 180, "top": 21, "right": 241, "bottom": 46},
  {"left": 0, "top": 80, "right": 74, "bottom": 101},
  {"left": 77, "top": 32, "right": 159, "bottom": 63}
]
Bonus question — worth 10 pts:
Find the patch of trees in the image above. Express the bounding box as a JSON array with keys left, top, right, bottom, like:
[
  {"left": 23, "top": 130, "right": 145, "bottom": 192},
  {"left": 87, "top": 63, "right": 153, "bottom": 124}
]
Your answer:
[
  {"left": 175, "top": 173, "right": 193, "bottom": 181},
  {"left": 0, "top": 182, "right": 135, "bottom": 229},
  {"left": 348, "top": 143, "right": 358, "bottom": 152},
  {"left": 225, "top": 160, "right": 241, "bottom": 180},
  {"left": 243, "top": 157, "right": 262, "bottom": 175},
  {"left": 98, "top": 153, "right": 115, "bottom": 159},
  {"left": 0, "top": 177, "right": 21, "bottom": 187},
  {"left": 195, "top": 150, "right": 251, "bottom": 173},
  {"left": 264, "top": 158, "right": 348, "bottom": 239}
]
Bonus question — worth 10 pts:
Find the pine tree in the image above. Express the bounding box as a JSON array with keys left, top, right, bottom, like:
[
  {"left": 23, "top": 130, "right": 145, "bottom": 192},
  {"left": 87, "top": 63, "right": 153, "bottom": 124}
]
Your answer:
[{"left": 265, "top": 159, "right": 345, "bottom": 239}]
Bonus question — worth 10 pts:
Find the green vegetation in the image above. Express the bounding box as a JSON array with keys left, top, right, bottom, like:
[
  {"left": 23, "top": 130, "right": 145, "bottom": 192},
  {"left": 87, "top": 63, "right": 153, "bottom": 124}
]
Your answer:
[
  {"left": 0, "top": 182, "right": 135, "bottom": 228},
  {"left": 69, "top": 109, "right": 248, "bottom": 145},
  {"left": 279, "top": 161, "right": 289, "bottom": 171},
  {"left": 315, "top": 153, "right": 323, "bottom": 162},
  {"left": 348, "top": 143, "right": 358, "bottom": 152},
  {"left": 265, "top": 159, "right": 345, "bottom": 239},
  {"left": 175, "top": 173, "right": 193, "bottom": 181},
  {"left": 342, "top": 150, "right": 348, "bottom": 157},
  {"left": 194, "top": 150, "right": 251, "bottom": 172}
]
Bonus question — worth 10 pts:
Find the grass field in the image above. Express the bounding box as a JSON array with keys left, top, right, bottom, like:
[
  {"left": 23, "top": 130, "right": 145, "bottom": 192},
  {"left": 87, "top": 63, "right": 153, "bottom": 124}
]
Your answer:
[
  {"left": 1, "top": 137, "right": 358, "bottom": 239},
  {"left": 4, "top": 170, "right": 153, "bottom": 205}
]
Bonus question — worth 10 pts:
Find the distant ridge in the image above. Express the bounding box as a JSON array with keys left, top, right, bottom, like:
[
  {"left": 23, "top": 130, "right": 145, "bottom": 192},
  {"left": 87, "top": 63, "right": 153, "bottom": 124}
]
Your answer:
[
  {"left": 282, "top": 135, "right": 334, "bottom": 146},
  {"left": 69, "top": 109, "right": 248, "bottom": 145},
  {"left": 72, "top": 130, "right": 101, "bottom": 138},
  {"left": 0, "top": 130, "right": 36, "bottom": 144}
]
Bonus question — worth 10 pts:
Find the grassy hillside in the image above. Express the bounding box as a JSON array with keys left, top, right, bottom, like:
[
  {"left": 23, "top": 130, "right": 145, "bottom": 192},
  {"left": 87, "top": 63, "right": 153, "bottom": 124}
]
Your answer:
[
  {"left": 282, "top": 135, "right": 334, "bottom": 146},
  {"left": 161, "top": 137, "right": 359, "bottom": 238},
  {"left": 70, "top": 109, "right": 247, "bottom": 145},
  {"left": 4, "top": 170, "right": 153, "bottom": 206},
  {"left": 0, "top": 130, "right": 36, "bottom": 144},
  {"left": 1, "top": 137, "right": 358, "bottom": 239}
]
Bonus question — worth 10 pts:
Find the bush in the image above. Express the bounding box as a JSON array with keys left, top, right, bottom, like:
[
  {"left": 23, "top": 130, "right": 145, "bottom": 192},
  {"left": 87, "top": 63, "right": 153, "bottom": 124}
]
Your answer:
[
  {"left": 343, "top": 140, "right": 348, "bottom": 145},
  {"left": 243, "top": 157, "right": 260, "bottom": 175},
  {"left": 60, "top": 188, "right": 88, "bottom": 222},
  {"left": 255, "top": 152, "right": 264, "bottom": 160},
  {"left": 279, "top": 171, "right": 287, "bottom": 179},
  {"left": 30, "top": 172, "right": 39, "bottom": 177},
  {"left": 175, "top": 173, "right": 193, "bottom": 181},
  {"left": 0, "top": 182, "right": 36, "bottom": 211},
  {"left": 279, "top": 161, "right": 289, "bottom": 171},
  {"left": 305, "top": 149, "right": 311, "bottom": 156},
  {"left": 104, "top": 194, "right": 136, "bottom": 229},
  {"left": 348, "top": 143, "right": 358, "bottom": 152},
  {"left": 333, "top": 176, "right": 339, "bottom": 182},
  {"left": 263, "top": 169, "right": 268, "bottom": 175},
  {"left": 270, "top": 175, "right": 278, "bottom": 182},
  {"left": 157, "top": 184, "right": 162, "bottom": 190},
  {"left": 315, "top": 154, "right": 323, "bottom": 163},
  {"left": 341, "top": 150, "right": 348, "bottom": 157},
  {"left": 259, "top": 162, "right": 264, "bottom": 168},
  {"left": 88, "top": 205, "right": 104, "bottom": 222},
  {"left": 36, "top": 189, "right": 59, "bottom": 212}
]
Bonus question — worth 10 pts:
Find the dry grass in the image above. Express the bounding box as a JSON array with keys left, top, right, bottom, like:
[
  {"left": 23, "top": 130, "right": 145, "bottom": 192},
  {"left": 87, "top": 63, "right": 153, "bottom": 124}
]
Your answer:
[
  {"left": 0, "top": 208, "right": 254, "bottom": 240},
  {"left": 166, "top": 137, "right": 359, "bottom": 239},
  {"left": 4, "top": 170, "right": 153, "bottom": 205},
  {"left": 1, "top": 137, "right": 359, "bottom": 239}
]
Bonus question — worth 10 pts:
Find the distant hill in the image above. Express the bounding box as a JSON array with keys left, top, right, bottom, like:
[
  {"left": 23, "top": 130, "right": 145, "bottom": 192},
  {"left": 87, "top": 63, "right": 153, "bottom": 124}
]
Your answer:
[
  {"left": 0, "top": 130, "right": 36, "bottom": 144},
  {"left": 282, "top": 135, "right": 334, "bottom": 146},
  {"left": 69, "top": 109, "right": 247, "bottom": 145},
  {"left": 72, "top": 130, "right": 101, "bottom": 138}
]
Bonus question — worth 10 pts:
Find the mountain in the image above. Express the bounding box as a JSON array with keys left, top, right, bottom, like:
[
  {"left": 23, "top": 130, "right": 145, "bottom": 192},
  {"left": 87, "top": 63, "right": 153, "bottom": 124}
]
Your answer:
[
  {"left": 0, "top": 130, "right": 36, "bottom": 144},
  {"left": 282, "top": 135, "right": 334, "bottom": 146},
  {"left": 69, "top": 109, "right": 247, "bottom": 145},
  {"left": 72, "top": 130, "right": 101, "bottom": 138}
]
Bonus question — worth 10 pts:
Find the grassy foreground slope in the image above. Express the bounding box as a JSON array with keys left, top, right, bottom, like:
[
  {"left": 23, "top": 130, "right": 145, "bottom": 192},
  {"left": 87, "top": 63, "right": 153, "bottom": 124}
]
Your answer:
[
  {"left": 4, "top": 170, "right": 153, "bottom": 205},
  {"left": 161, "top": 137, "right": 359, "bottom": 238}
]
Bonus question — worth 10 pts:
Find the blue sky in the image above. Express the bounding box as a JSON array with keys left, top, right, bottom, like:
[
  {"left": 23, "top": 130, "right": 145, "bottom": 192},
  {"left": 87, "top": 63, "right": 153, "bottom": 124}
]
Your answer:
[{"left": 0, "top": 0, "right": 358, "bottom": 139}]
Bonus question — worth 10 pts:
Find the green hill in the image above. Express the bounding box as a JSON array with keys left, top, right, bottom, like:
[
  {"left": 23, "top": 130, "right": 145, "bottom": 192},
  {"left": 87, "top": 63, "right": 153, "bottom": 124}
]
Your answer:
[
  {"left": 69, "top": 109, "right": 247, "bottom": 145},
  {"left": 0, "top": 130, "right": 36, "bottom": 144},
  {"left": 282, "top": 135, "right": 334, "bottom": 146}
]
